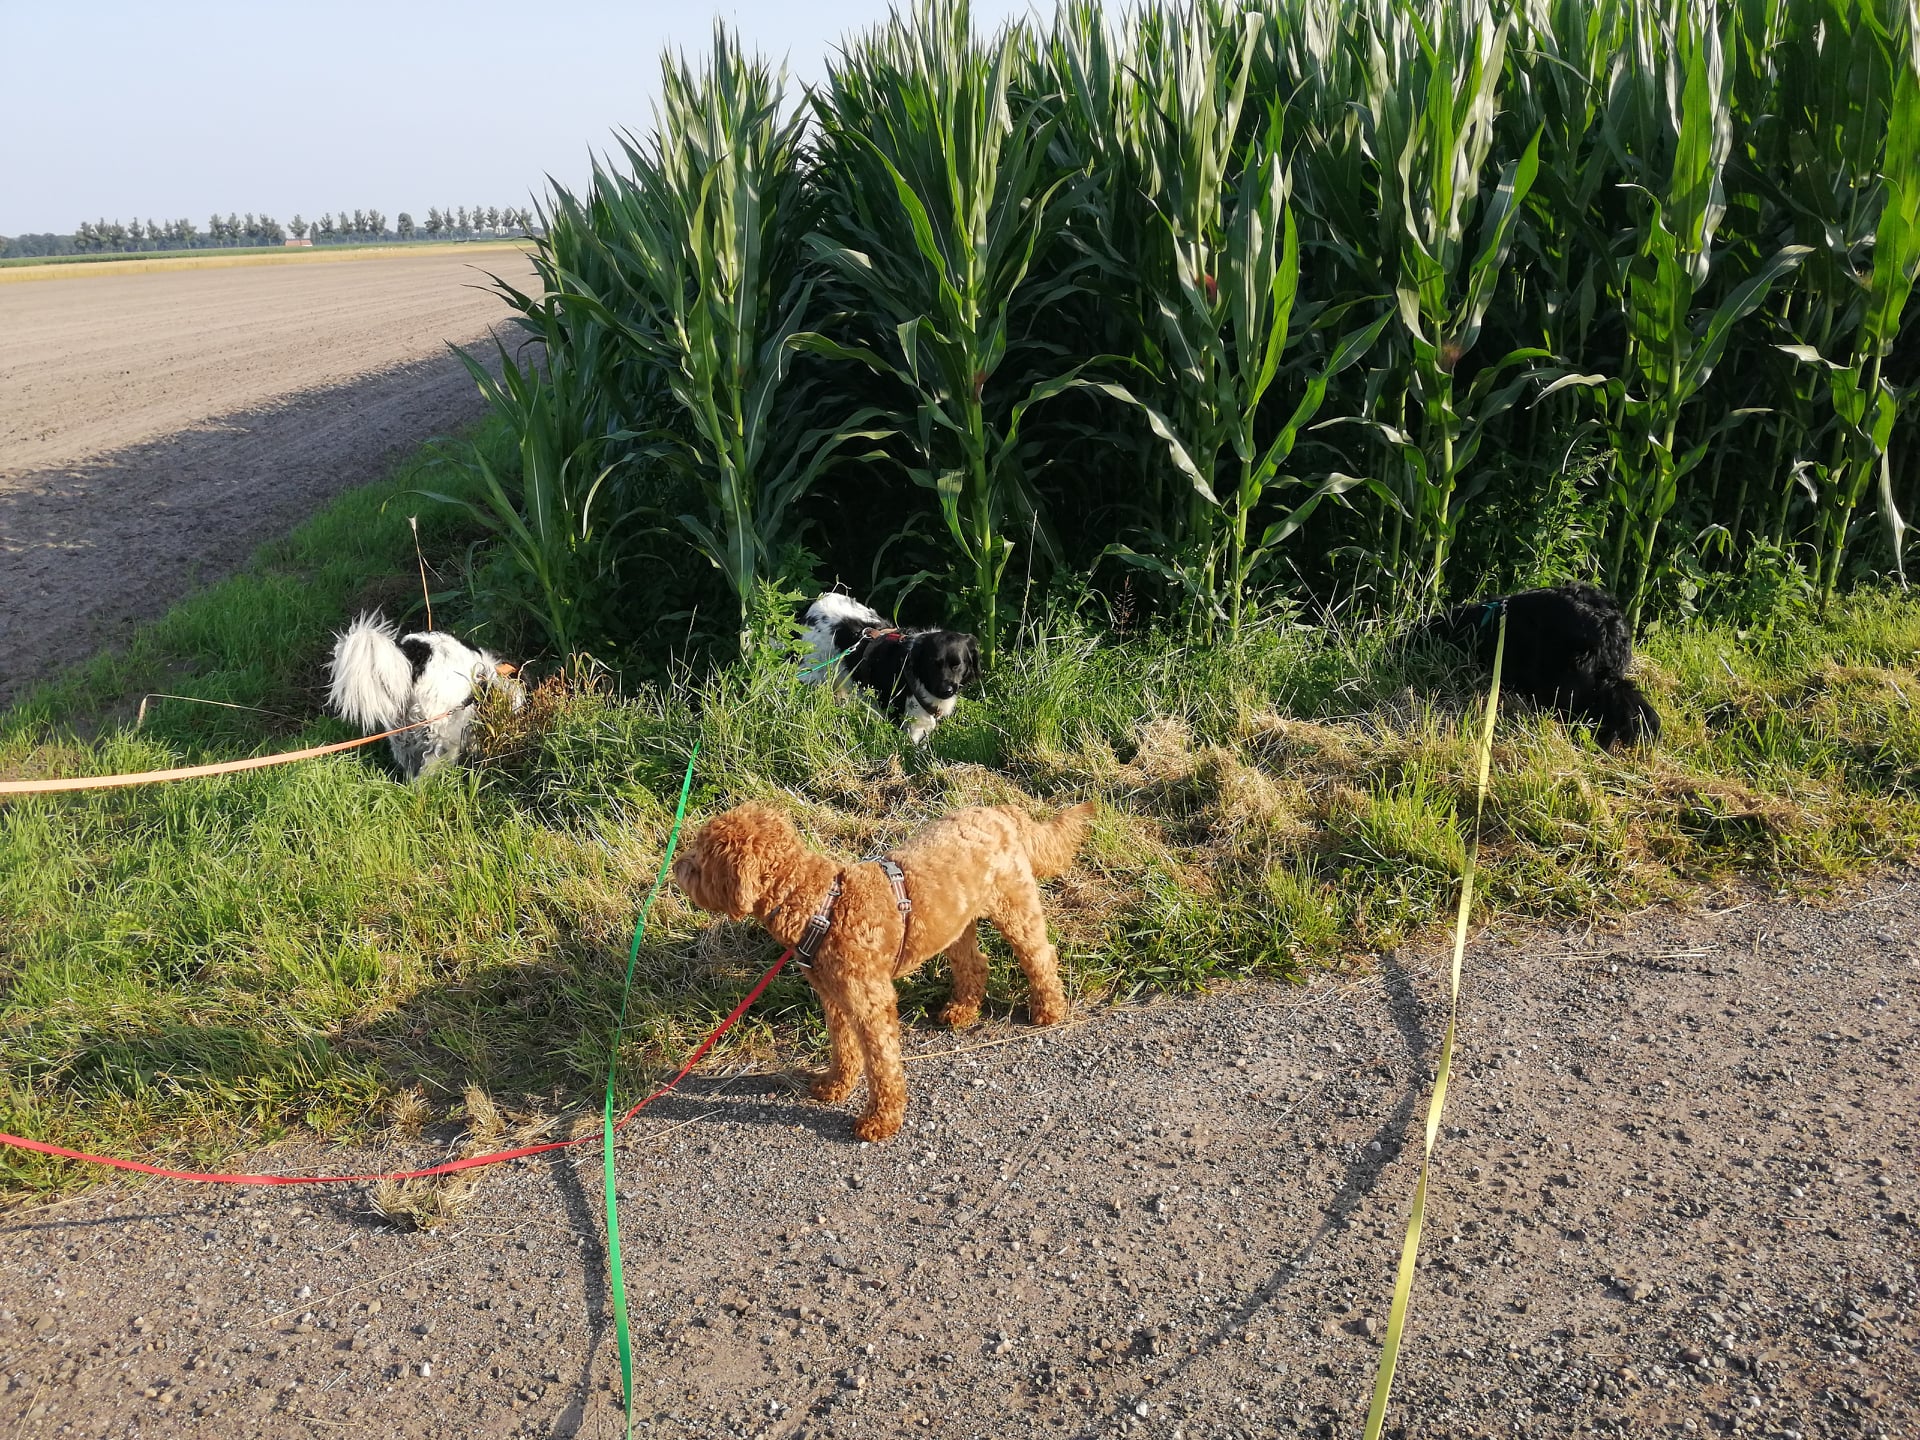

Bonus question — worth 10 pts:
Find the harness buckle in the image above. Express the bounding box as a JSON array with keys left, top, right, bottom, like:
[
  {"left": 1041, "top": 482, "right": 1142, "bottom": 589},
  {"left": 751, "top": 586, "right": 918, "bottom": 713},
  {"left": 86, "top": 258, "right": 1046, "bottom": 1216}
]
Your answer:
[
  {"left": 866, "top": 854, "right": 913, "bottom": 971},
  {"left": 793, "top": 879, "right": 842, "bottom": 971},
  {"left": 869, "top": 855, "right": 912, "bottom": 914}
]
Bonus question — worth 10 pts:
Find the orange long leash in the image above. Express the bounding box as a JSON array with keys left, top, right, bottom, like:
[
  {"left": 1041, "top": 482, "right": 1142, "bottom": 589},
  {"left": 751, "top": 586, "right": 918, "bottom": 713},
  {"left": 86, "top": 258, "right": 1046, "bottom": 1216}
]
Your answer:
[{"left": 0, "top": 710, "right": 455, "bottom": 796}]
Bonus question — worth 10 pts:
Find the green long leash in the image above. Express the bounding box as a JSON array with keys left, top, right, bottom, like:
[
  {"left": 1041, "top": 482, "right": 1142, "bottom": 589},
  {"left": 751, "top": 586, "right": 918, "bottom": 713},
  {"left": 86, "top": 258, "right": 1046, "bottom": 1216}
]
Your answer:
[
  {"left": 798, "top": 643, "right": 855, "bottom": 676},
  {"left": 604, "top": 743, "right": 700, "bottom": 1439}
]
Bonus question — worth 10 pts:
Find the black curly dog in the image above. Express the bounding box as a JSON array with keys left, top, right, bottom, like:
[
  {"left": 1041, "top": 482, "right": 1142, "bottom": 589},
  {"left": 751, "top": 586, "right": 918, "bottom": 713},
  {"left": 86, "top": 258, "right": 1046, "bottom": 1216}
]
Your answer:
[{"left": 1417, "top": 582, "right": 1661, "bottom": 750}]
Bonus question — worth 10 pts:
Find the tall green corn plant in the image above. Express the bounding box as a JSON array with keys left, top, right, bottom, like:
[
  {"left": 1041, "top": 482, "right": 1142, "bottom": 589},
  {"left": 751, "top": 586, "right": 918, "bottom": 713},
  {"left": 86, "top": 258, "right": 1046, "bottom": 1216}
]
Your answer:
[
  {"left": 1503, "top": 0, "right": 1631, "bottom": 473},
  {"left": 1036, "top": 0, "right": 1166, "bottom": 565},
  {"left": 561, "top": 26, "right": 820, "bottom": 654},
  {"left": 1084, "top": 2, "right": 1389, "bottom": 638},
  {"left": 1598, "top": 0, "right": 1810, "bottom": 627},
  {"left": 1213, "top": 120, "right": 1393, "bottom": 636},
  {"left": 1358, "top": 0, "right": 1548, "bottom": 607},
  {"left": 436, "top": 252, "right": 635, "bottom": 659},
  {"left": 1509, "top": 0, "right": 1626, "bottom": 367},
  {"left": 1265, "top": 0, "right": 1379, "bottom": 280},
  {"left": 1772, "top": 0, "right": 1920, "bottom": 601},
  {"left": 1093, "top": 1, "right": 1264, "bottom": 633},
  {"left": 801, "top": 0, "right": 1073, "bottom": 665}
]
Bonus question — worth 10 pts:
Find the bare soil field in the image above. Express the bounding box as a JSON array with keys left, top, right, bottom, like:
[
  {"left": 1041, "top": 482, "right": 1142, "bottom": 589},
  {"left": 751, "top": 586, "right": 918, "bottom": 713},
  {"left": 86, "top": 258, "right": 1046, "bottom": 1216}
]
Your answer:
[
  {"left": 3, "top": 879, "right": 1913, "bottom": 1439},
  {"left": 0, "top": 246, "right": 535, "bottom": 704}
]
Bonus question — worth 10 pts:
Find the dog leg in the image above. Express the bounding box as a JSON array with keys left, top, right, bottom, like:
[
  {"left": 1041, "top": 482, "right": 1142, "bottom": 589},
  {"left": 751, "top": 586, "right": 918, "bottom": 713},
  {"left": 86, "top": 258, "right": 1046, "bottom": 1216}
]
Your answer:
[
  {"left": 902, "top": 701, "right": 936, "bottom": 745},
  {"left": 989, "top": 885, "right": 1069, "bottom": 1027},
  {"left": 938, "top": 920, "right": 988, "bottom": 1029},
  {"left": 847, "top": 974, "right": 908, "bottom": 1143},
  {"left": 808, "top": 980, "right": 862, "bottom": 1105}
]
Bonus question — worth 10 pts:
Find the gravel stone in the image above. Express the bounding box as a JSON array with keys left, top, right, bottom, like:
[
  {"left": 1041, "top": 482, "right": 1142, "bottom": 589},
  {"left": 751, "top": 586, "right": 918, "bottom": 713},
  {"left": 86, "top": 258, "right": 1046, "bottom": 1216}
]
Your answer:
[{"left": 1, "top": 878, "right": 1916, "bottom": 1437}]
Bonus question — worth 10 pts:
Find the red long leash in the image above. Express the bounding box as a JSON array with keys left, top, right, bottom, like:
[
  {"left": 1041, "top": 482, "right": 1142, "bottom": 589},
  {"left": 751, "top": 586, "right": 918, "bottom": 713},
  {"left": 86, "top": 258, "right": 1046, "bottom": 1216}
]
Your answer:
[{"left": 0, "top": 949, "right": 793, "bottom": 1187}]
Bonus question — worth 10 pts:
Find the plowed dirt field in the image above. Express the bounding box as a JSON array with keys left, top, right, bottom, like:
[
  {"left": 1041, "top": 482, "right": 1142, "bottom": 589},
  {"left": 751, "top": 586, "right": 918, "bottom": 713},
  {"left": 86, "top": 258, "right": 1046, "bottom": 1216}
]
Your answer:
[{"left": 0, "top": 245, "right": 536, "bottom": 703}]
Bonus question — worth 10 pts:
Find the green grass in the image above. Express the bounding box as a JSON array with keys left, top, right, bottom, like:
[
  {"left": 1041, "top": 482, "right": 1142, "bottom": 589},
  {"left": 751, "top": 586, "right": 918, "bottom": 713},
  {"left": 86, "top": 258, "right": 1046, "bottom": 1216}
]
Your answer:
[{"left": 5, "top": 432, "right": 1920, "bottom": 1200}]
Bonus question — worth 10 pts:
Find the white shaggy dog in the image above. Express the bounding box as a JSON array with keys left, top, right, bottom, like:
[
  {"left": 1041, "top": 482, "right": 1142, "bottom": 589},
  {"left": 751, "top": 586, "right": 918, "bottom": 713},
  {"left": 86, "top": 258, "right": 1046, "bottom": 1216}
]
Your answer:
[
  {"left": 799, "top": 593, "right": 980, "bottom": 744},
  {"left": 326, "top": 613, "right": 523, "bottom": 779}
]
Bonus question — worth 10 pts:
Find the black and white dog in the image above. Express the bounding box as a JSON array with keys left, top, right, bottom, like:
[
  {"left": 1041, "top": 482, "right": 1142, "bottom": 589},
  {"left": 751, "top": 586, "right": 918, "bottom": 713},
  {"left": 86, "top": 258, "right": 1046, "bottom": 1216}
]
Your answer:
[
  {"left": 326, "top": 612, "right": 524, "bottom": 779},
  {"left": 799, "top": 593, "right": 980, "bottom": 744},
  {"left": 1417, "top": 582, "right": 1661, "bottom": 750}
]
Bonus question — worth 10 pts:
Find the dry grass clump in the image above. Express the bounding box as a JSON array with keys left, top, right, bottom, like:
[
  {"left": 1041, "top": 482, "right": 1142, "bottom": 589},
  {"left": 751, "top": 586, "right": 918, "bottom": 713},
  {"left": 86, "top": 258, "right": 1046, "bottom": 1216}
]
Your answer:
[
  {"left": 368, "top": 1085, "right": 560, "bottom": 1231},
  {"left": 1653, "top": 772, "right": 1810, "bottom": 837},
  {"left": 471, "top": 669, "right": 583, "bottom": 765},
  {"left": 383, "top": 1086, "right": 433, "bottom": 1140},
  {"left": 1238, "top": 713, "right": 1361, "bottom": 771}
]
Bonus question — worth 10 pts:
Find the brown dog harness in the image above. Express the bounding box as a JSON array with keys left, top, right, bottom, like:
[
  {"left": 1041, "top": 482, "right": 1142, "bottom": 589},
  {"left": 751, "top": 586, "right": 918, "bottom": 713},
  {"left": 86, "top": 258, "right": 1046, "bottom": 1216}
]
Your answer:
[
  {"left": 868, "top": 854, "right": 914, "bottom": 973},
  {"left": 785, "top": 857, "right": 911, "bottom": 975},
  {"left": 792, "top": 879, "right": 842, "bottom": 973}
]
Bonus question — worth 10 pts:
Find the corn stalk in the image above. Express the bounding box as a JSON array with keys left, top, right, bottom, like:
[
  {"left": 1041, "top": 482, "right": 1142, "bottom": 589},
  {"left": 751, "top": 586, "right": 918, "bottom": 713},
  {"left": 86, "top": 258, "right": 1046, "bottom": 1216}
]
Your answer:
[
  {"left": 1599, "top": 0, "right": 1810, "bottom": 628},
  {"left": 1363, "top": 0, "right": 1547, "bottom": 604},
  {"left": 434, "top": 295, "right": 632, "bottom": 659},
  {"left": 800, "top": 0, "right": 1073, "bottom": 665},
  {"left": 551, "top": 26, "right": 824, "bottom": 655},
  {"left": 1774, "top": 0, "right": 1920, "bottom": 601}
]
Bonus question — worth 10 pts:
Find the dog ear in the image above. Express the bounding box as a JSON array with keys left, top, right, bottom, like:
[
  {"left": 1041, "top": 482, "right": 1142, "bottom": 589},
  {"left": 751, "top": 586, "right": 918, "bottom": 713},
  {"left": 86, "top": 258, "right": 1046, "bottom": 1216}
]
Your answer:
[
  {"left": 711, "top": 851, "right": 758, "bottom": 920},
  {"left": 677, "top": 825, "right": 757, "bottom": 919},
  {"left": 962, "top": 634, "right": 981, "bottom": 684},
  {"left": 689, "top": 803, "right": 802, "bottom": 919}
]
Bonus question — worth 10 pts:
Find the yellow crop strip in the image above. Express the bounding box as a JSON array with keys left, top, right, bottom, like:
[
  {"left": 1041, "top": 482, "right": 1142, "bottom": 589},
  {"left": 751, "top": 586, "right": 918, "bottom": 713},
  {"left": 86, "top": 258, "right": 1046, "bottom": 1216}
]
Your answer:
[{"left": 0, "top": 241, "right": 531, "bottom": 285}]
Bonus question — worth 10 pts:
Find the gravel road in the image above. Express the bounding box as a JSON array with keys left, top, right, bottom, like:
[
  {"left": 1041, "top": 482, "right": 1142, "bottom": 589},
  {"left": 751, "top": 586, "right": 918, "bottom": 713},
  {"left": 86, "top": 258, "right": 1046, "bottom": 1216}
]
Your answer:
[
  {"left": 2, "top": 878, "right": 1914, "bottom": 1439},
  {"left": 0, "top": 247, "right": 535, "bottom": 704}
]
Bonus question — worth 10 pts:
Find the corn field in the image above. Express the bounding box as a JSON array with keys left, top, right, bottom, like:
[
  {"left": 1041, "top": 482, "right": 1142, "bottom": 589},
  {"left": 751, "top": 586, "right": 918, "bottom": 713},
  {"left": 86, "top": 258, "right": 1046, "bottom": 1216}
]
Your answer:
[{"left": 466, "top": 0, "right": 1920, "bottom": 665}]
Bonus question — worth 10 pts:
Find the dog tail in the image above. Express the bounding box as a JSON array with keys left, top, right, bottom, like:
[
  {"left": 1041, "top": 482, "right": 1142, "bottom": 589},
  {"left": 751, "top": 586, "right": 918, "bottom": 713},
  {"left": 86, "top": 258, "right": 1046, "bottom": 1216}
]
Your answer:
[
  {"left": 327, "top": 612, "right": 413, "bottom": 733},
  {"left": 1018, "top": 800, "right": 1097, "bottom": 879}
]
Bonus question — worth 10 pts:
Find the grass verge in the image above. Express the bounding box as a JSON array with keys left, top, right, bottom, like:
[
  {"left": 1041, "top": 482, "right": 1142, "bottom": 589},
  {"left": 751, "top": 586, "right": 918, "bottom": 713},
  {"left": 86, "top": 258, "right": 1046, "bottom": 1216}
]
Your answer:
[{"left": 4, "top": 440, "right": 1919, "bottom": 1201}]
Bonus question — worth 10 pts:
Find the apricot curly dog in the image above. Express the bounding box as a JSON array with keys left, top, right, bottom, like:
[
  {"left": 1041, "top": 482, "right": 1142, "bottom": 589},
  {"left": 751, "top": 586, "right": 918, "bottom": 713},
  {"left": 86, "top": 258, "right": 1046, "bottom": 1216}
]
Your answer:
[{"left": 671, "top": 800, "right": 1095, "bottom": 1141}]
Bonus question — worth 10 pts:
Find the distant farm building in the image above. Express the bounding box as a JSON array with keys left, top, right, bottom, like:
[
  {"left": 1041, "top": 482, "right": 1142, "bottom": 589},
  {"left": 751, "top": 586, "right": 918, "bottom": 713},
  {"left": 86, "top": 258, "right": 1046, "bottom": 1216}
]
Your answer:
[{"left": 285, "top": 236, "right": 313, "bottom": 247}]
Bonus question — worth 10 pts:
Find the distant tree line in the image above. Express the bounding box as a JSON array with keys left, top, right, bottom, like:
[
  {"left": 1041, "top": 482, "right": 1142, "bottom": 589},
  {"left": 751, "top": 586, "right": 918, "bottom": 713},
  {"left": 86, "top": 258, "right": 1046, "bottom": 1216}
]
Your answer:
[{"left": 0, "top": 205, "right": 539, "bottom": 259}]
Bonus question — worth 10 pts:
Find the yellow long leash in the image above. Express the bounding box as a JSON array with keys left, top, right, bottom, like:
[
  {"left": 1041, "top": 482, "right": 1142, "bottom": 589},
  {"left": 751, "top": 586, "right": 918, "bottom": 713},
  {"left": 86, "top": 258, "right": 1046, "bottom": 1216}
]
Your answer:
[{"left": 1360, "top": 609, "right": 1505, "bottom": 1439}]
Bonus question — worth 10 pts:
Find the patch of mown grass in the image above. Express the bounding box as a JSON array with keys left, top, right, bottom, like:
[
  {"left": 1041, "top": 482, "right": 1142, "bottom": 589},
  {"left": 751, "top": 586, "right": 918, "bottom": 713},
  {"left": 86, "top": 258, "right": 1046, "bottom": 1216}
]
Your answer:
[{"left": 6, "top": 472, "right": 1920, "bottom": 1198}]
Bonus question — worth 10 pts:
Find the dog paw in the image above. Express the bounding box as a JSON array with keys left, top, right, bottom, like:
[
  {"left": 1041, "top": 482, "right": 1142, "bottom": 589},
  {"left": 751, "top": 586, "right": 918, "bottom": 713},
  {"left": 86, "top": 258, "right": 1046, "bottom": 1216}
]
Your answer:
[
  {"left": 1030, "top": 997, "right": 1068, "bottom": 1027},
  {"left": 808, "top": 1073, "right": 856, "bottom": 1104},
  {"left": 854, "top": 1111, "right": 903, "bottom": 1143},
  {"left": 938, "top": 1001, "right": 980, "bottom": 1030}
]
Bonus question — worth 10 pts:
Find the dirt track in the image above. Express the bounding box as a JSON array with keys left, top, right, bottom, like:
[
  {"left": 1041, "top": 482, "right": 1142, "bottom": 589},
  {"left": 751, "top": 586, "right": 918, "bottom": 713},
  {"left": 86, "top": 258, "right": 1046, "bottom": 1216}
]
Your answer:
[
  {"left": 2, "top": 880, "right": 1913, "bottom": 1439},
  {"left": 0, "top": 247, "right": 536, "bottom": 704}
]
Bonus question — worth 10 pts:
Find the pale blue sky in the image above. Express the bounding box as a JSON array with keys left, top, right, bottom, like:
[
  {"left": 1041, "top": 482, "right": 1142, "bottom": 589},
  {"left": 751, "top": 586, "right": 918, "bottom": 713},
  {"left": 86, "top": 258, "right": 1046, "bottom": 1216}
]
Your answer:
[{"left": 0, "top": 0, "right": 1042, "bottom": 235}]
